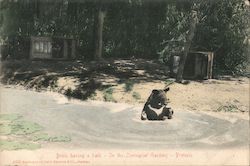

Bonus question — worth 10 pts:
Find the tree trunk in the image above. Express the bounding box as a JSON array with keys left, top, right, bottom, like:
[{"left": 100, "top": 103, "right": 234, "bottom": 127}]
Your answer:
[
  {"left": 93, "top": 6, "right": 105, "bottom": 61},
  {"left": 176, "top": 10, "right": 198, "bottom": 83},
  {"left": 34, "top": 0, "right": 40, "bottom": 19}
]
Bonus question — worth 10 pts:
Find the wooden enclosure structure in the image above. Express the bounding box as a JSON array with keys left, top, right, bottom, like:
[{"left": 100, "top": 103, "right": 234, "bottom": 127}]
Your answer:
[
  {"left": 170, "top": 51, "right": 214, "bottom": 79},
  {"left": 30, "top": 36, "right": 76, "bottom": 60}
]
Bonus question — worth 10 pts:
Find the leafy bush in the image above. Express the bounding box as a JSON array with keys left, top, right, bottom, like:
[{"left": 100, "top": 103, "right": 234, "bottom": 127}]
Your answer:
[
  {"left": 124, "top": 80, "right": 135, "bottom": 92},
  {"left": 216, "top": 104, "right": 240, "bottom": 112},
  {"left": 103, "top": 87, "right": 115, "bottom": 102},
  {"left": 132, "top": 91, "right": 141, "bottom": 100}
]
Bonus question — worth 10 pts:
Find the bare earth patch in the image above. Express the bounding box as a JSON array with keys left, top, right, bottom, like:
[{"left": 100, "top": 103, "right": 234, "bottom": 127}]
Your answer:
[{"left": 92, "top": 77, "right": 249, "bottom": 116}]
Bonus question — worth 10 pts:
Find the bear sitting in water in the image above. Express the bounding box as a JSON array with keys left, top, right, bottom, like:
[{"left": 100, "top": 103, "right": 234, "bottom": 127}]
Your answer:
[{"left": 141, "top": 87, "right": 174, "bottom": 120}]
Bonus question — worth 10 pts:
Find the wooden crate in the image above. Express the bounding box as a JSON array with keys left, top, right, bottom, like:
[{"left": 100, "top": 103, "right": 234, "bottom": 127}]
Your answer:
[
  {"left": 170, "top": 51, "right": 214, "bottom": 79},
  {"left": 30, "top": 36, "right": 76, "bottom": 60}
]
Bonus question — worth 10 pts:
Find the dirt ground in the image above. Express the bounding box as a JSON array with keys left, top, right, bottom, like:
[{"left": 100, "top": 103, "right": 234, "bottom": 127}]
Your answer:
[
  {"left": 93, "top": 77, "right": 249, "bottom": 117},
  {"left": 0, "top": 59, "right": 249, "bottom": 115}
]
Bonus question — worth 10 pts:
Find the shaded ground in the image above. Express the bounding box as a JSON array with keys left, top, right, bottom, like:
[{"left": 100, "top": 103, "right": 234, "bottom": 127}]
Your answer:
[{"left": 0, "top": 59, "right": 169, "bottom": 100}]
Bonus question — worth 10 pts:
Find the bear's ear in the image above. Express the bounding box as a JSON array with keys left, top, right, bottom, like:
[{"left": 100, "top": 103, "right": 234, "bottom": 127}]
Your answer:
[
  {"left": 164, "top": 87, "right": 170, "bottom": 92},
  {"left": 152, "top": 89, "right": 159, "bottom": 94}
]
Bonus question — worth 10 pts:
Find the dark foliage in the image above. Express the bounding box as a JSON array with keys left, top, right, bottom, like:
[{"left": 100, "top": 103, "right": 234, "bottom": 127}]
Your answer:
[{"left": 0, "top": 0, "right": 249, "bottom": 73}]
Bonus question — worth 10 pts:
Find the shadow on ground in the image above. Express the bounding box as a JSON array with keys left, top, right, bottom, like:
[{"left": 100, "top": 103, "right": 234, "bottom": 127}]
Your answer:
[{"left": 0, "top": 59, "right": 171, "bottom": 100}]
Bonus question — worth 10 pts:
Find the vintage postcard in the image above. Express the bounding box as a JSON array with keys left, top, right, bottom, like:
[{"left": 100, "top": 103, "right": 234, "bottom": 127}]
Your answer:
[{"left": 0, "top": 0, "right": 249, "bottom": 165}]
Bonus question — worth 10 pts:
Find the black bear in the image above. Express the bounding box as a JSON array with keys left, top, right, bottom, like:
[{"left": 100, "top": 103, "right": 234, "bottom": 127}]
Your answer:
[{"left": 141, "top": 87, "right": 174, "bottom": 120}]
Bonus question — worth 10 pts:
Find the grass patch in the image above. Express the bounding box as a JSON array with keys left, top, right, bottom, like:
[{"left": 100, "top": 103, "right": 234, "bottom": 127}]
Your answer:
[
  {"left": 216, "top": 104, "right": 240, "bottom": 112},
  {"left": 0, "top": 114, "right": 43, "bottom": 135},
  {"left": 124, "top": 80, "right": 135, "bottom": 92},
  {"left": 89, "top": 91, "right": 97, "bottom": 100},
  {"left": 10, "top": 121, "right": 44, "bottom": 135},
  {"left": 0, "top": 114, "right": 71, "bottom": 151},
  {"left": 164, "top": 79, "right": 175, "bottom": 86},
  {"left": 0, "top": 123, "right": 12, "bottom": 135},
  {"left": 0, "top": 114, "right": 22, "bottom": 122},
  {"left": 132, "top": 91, "right": 141, "bottom": 100},
  {"left": 31, "top": 133, "right": 71, "bottom": 142},
  {"left": 103, "top": 87, "right": 115, "bottom": 102}
]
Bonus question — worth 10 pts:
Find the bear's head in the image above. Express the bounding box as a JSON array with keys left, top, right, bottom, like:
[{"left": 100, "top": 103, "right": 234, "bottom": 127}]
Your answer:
[{"left": 147, "top": 87, "right": 170, "bottom": 109}]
